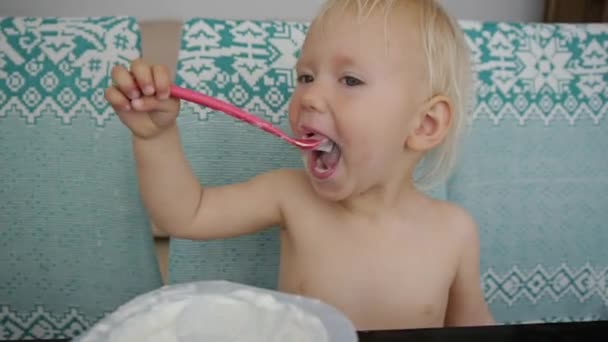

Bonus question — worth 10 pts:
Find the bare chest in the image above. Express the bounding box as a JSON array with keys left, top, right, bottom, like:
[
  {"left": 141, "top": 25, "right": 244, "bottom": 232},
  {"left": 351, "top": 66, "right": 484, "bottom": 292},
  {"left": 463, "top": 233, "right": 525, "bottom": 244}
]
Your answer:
[{"left": 279, "top": 224, "right": 457, "bottom": 330}]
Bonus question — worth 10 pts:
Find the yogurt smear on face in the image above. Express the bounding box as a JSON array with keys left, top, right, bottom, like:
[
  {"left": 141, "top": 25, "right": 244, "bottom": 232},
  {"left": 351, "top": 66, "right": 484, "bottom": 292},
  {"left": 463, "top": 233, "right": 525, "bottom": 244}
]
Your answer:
[{"left": 107, "top": 289, "right": 329, "bottom": 342}]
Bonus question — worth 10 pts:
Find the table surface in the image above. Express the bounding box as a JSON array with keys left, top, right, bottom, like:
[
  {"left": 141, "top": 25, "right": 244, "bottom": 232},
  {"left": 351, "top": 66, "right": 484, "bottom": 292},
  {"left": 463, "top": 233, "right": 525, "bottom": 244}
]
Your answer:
[
  {"left": 3, "top": 320, "right": 607, "bottom": 342},
  {"left": 358, "top": 320, "right": 608, "bottom": 341}
]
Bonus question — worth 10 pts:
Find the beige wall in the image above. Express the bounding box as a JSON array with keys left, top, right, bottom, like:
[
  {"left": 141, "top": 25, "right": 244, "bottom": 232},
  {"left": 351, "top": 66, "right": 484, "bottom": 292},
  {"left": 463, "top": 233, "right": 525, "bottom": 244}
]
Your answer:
[{"left": 139, "top": 20, "right": 183, "bottom": 284}]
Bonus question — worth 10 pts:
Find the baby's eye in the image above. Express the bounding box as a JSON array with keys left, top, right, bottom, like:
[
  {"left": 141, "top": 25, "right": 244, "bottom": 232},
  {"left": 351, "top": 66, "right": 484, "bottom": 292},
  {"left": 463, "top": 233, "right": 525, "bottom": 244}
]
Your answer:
[
  {"left": 341, "top": 76, "right": 363, "bottom": 87},
  {"left": 297, "top": 74, "right": 314, "bottom": 83}
]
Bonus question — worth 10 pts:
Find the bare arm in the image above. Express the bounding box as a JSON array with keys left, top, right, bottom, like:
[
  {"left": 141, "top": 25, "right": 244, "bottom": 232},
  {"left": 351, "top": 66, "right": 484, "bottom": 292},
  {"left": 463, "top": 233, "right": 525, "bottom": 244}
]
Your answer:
[
  {"left": 134, "top": 126, "right": 286, "bottom": 239},
  {"left": 107, "top": 59, "right": 285, "bottom": 240},
  {"left": 444, "top": 210, "right": 495, "bottom": 327}
]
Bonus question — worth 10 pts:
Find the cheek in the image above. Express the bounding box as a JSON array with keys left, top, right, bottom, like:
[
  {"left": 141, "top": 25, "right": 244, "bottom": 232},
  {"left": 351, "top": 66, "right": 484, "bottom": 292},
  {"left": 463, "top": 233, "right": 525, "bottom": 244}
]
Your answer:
[
  {"left": 287, "top": 98, "right": 300, "bottom": 132},
  {"left": 346, "top": 133, "right": 380, "bottom": 166},
  {"left": 345, "top": 123, "right": 404, "bottom": 168}
]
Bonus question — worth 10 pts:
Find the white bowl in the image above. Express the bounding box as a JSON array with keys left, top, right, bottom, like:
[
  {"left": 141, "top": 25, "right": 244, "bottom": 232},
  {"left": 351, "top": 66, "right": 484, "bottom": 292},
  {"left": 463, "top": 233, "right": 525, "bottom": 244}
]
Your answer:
[{"left": 76, "top": 280, "right": 358, "bottom": 342}]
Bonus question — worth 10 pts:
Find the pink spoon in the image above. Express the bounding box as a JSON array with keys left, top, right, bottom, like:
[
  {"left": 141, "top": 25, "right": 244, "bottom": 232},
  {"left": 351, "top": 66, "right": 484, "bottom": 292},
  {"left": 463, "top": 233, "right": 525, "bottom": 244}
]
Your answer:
[{"left": 169, "top": 84, "right": 321, "bottom": 150}]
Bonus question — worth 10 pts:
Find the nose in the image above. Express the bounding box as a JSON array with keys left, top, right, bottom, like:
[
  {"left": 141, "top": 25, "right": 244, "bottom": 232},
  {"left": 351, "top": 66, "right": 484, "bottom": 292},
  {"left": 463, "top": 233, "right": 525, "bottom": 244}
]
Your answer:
[{"left": 299, "top": 81, "right": 328, "bottom": 113}]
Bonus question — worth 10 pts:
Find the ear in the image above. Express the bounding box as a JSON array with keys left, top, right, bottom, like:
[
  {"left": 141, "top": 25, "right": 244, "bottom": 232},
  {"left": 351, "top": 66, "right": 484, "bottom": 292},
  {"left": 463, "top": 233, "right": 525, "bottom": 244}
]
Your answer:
[{"left": 406, "top": 95, "right": 452, "bottom": 152}]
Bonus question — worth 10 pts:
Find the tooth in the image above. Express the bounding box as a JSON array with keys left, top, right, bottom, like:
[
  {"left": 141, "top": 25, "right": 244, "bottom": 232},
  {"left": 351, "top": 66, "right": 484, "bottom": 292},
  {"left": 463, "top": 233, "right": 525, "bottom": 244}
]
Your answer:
[{"left": 315, "top": 140, "right": 334, "bottom": 153}]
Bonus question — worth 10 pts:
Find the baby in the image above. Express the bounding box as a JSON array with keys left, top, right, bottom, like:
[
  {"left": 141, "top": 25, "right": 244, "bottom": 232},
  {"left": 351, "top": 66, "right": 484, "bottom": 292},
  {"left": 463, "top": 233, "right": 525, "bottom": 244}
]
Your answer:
[{"left": 105, "top": 0, "right": 494, "bottom": 331}]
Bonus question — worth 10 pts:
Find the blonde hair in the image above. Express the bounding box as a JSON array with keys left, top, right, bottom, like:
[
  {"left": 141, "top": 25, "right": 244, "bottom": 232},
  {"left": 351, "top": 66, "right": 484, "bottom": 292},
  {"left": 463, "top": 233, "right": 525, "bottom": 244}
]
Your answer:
[{"left": 315, "top": 0, "right": 473, "bottom": 189}]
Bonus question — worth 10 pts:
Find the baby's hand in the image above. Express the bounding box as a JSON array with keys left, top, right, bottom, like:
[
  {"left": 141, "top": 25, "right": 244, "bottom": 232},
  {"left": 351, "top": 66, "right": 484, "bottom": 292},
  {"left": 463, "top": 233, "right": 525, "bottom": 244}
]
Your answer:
[{"left": 105, "top": 59, "right": 180, "bottom": 139}]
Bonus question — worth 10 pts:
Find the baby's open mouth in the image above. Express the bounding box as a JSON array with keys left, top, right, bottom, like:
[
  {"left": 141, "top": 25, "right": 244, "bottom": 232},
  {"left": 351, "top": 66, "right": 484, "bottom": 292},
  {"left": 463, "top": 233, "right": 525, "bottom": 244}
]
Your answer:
[{"left": 304, "top": 133, "right": 341, "bottom": 177}]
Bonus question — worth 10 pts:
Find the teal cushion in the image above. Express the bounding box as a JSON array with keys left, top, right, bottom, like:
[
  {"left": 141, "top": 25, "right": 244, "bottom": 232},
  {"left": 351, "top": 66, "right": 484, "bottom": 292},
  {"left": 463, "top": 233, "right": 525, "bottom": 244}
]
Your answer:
[
  {"left": 450, "top": 22, "right": 608, "bottom": 323},
  {"left": 0, "top": 17, "right": 163, "bottom": 339},
  {"left": 167, "top": 17, "right": 608, "bottom": 324},
  {"left": 168, "top": 18, "right": 309, "bottom": 288},
  {"left": 167, "top": 18, "right": 447, "bottom": 287}
]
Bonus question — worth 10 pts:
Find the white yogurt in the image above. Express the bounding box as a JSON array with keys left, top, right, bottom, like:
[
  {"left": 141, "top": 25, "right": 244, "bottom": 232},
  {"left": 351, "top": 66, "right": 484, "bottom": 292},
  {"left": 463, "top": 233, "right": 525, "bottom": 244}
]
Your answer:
[
  {"left": 106, "top": 289, "right": 329, "bottom": 342},
  {"left": 76, "top": 281, "right": 357, "bottom": 342}
]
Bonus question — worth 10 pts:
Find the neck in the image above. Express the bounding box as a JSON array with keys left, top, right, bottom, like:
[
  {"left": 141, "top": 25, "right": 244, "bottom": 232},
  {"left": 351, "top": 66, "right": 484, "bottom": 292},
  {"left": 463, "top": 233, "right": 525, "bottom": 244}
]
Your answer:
[{"left": 338, "top": 161, "right": 422, "bottom": 220}]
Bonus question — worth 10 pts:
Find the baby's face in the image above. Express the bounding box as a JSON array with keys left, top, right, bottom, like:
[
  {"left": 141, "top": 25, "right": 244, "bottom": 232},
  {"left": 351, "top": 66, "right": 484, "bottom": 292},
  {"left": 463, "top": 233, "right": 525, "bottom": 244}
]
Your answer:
[{"left": 289, "top": 6, "right": 429, "bottom": 200}]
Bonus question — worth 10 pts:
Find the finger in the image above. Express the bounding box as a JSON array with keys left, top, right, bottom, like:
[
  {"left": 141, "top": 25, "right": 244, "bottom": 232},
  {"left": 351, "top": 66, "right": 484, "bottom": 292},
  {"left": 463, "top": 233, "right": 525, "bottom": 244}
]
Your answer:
[
  {"left": 130, "top": 96, "right": 161, "bottom": 112},
  {"left": 105, "top": 86, "right": 132, "bottom": 112},
  {"left": 152, "top": 64, "right": 171, "bottom": 100},
  {"left": 131, "top": 59, "right": 155, "bottom": 97},
  {"left": 111, "top": 65, "right": 141, "bottom": 100}
]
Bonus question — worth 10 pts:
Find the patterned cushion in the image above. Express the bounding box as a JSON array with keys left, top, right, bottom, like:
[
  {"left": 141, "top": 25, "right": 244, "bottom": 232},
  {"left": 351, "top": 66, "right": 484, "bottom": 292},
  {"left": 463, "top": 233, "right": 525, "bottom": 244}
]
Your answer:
[
  {"left": 0, "top": 17, "right": 163, "bottom": 339},
  {"left": 168, "top": 19, "right": 309, "bottom": 288},
  {"left": 168, "top": 18, "right": 608, "bottom": 324},
  {"left": 167, "top": 18, "right": 447, "bottom": 287},
  {"left": 450, "top": 22, "right": 608, "bottom": 323}
]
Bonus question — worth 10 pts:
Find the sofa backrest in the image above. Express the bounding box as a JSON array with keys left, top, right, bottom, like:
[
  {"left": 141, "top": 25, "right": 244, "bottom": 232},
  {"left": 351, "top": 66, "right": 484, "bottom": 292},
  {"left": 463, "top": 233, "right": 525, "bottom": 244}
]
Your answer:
[
  {"left": 1, "top": 15, "right": 605, "bottom": 333},
  {"left": 167, "top": 18, "right": 309, "bottom": 288},
  {"left": 449, "top": 21, "right": 608, "bottom": 323},
  {"left": 167, "top": 18, "right": 608, "bottom": 324},
  {"left": 0, "top": 16, "right": 163, "bottom": 339}
]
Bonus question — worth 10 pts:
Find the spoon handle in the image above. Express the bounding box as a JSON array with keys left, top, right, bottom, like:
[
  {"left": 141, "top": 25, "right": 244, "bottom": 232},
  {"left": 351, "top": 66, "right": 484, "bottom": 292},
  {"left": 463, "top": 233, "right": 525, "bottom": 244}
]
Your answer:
[{"left": 169, "top": 85, "right": 319, "bottom": 149}]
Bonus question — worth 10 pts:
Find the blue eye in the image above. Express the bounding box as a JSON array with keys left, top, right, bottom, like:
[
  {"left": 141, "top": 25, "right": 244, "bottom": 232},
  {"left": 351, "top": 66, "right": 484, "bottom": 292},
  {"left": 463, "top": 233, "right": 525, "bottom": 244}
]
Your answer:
[
  {"left": 297, "top": 74, "right": 314, "bottom": 83},
  {"left": 341, "top": 76, "right": 363, "bottom": 86}
]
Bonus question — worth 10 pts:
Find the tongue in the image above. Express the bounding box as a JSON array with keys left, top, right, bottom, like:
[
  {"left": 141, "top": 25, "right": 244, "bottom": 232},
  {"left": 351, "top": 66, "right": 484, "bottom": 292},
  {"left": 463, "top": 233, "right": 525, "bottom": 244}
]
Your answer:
[{"left": 319, "top": 146, "right": 340, "bottom": 168}]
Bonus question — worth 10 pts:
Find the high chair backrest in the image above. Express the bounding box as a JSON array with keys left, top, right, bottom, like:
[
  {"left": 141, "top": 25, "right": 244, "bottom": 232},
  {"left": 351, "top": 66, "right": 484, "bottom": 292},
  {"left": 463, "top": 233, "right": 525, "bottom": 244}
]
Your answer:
[
  {"left": 448, "top": 21, "right": 608, "bottom": 323},
  {"left": 167, "top": 18, "right": 608, "bottom": 324},
  {"left": 0, "top": 16, "right": 163, "bottom": 339}
]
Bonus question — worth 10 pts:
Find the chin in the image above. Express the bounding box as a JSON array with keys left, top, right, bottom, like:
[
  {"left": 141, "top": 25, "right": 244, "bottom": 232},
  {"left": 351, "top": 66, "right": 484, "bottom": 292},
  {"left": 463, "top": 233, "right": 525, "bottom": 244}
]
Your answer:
[{"left": 306, "top": 171, "right": 355, "bottom": 202}]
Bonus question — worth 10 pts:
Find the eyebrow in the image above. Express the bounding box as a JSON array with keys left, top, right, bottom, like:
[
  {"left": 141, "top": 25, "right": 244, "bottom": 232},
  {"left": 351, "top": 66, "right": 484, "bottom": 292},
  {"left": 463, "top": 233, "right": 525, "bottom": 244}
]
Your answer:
[
  {"left": 294, "top": 54, "right": 359, "bottom": 71},
  {"left": 332, "top": 55, "right": 357, "bottom": 67}
]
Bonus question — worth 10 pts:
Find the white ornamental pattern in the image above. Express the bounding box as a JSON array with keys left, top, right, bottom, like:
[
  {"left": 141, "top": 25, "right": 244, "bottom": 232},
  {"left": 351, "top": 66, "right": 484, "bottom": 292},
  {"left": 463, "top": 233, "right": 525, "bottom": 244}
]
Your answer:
[
  {"left": 176, "top": 19, "right": 307, "bottom": 124},
  {"left": 482, "top": 263, "right": 608, "bottom": 306},
  {"left": 461, "top": 22, "right": 607, "bottom": 125},
  {"left": 0, "top": 17, "right": 140, "bottom": 127},
  {"left": 0, "top": 306, "right": 95, "bottom": 340}
]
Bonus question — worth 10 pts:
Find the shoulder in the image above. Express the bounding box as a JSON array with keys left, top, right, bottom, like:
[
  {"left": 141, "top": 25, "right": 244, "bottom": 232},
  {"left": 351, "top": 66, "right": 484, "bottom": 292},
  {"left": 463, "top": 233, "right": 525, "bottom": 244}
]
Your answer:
[
  {"left": 423, "top": 196, "right": 479, "bottom": 244},
  {"left": 444, "top": 202, "right": 477, "bottom": 236},
  {"left": 434, "top": 201, "right": 482, "bottom": 270},
  {"left": 258, "top": 167, "right": 309, "bottom": 188},
  {"left": 251, "top": 168, "right": 314, "bottom": 200},
  {"left": 256, "top": 168, "right": 321, "bottom": 226}
]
